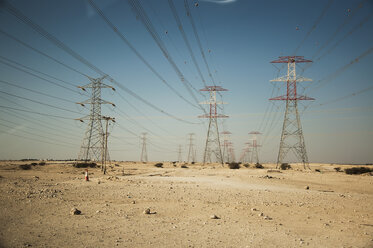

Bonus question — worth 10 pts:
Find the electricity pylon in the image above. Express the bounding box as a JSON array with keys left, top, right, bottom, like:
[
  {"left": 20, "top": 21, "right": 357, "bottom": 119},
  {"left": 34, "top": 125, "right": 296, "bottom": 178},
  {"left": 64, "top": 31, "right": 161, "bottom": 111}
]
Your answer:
[
  {"left": 228, "top": 142, "right": 236, "bottom": 162},
  {"left": 177, "top": 144, "right": 182, "bottom": 162},
  {"left": 101, "top": 116, "right": 115, "bottom": 174},
  {"left": 240, "top": 142, "right": 252, "bottom": 163},
  {"left": 187, "top": 133, "right": 195, "bottom": 163},
  {"left": 199, "top": 86, "right": 228, "bottom": 165},
  {"left": 270, "top": 56, "right": 314, "bottom": 169},
  {"left": 140, "top": 132, "right": 148, "bottom": 163},
  {"left": 76, "top": 76, "right": 115, "bottom": 162},
  {"left": 249, "top": 131, "right": 261, "bottom": 164},
  {"left": 221, "top": 131, "right": 232, "bottom": 163}
]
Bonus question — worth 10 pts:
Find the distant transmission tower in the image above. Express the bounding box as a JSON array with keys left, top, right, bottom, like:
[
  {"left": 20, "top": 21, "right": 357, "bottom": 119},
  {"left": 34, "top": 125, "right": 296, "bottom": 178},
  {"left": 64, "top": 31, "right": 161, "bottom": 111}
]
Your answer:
[
  {"left": 221, "top": 131, "right": 232, "bottom": 163},
  {"left": 140, "top": 132, "right": 148, "bottom": 163},
  {"left": 199, "top": 86, "right": 228, "bottom": 165},
  {"left": 228, "top": 143, "right": 236, "bottom": 162},
  {"left": 101, "top": 116, "right": 115, "bottom": 174},
  {"left": 187, "top": 133, "right": 195, "bottom": 163},
  {"left": 177, "top": 144, "right": 182, "bottom": 162},
  {"left": 77, "top": 76, "right": 115, "bottom": 162},
  {"left": 270, "top": 56, "right": 314, "bottom": 169},
  {"left": 249, "top": 131, "right": 261, "bottom": 164}
]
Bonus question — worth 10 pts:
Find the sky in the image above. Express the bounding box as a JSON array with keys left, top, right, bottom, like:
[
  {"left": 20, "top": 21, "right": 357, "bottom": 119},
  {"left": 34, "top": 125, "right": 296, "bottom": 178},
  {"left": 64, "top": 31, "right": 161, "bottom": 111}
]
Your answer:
[{"left": 0, "top": 0, "right": 372, "bottom": 164}]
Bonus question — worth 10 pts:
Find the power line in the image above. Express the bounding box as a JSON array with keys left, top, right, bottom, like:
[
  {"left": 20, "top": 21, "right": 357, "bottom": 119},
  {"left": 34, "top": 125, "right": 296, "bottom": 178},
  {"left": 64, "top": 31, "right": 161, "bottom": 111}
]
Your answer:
[
  {"left": 0, "top": 90, "right": 82, "bottom": 115},
  {"left": 0, "top": 29, "right": 90, "bottom": 78},
  {"left": 0, "top": 122, "right": 77, "bottom": 146},
  {"left": 293, "top": 0, "right": 334, "bottom": 55},
  {"left": 0, "top": 59, "right": 81, "bottom": 95},
  {"left": 0, "top": 55, "right": 80, "bottom": 88},
  {"left": 87, "top": 0, "right": 199, "bottom": 109},
  {"left": 184, "top": 0, "right": 216, "bottom": 85},
  {"left": 127, "top": 0, "right": 206, "bottom": 114},
  {"left": 168, "top": 0, "right": 207, "bottom": 86},
  {"left": 0, "top": 79, "right": 78, "bottom": 103},
  {"left": 0, "top": 105, "right": 77, "bottom": 119},
  {"left": 2, "top": 0, "right": 197, "bottom": 124}
]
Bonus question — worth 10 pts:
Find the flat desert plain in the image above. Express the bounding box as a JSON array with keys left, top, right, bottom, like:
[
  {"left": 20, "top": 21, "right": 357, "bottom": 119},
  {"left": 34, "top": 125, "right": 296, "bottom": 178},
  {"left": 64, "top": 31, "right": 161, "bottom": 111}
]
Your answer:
[{"left": 0, "top": 161, "right": 372, "bottom": 248}]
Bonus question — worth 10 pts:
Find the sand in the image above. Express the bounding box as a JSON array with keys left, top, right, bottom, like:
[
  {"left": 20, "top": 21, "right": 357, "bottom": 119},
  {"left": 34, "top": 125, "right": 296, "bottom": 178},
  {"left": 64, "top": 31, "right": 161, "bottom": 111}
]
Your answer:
[{"left": 0, "top": 161, "right": 372, "bottom": 247}]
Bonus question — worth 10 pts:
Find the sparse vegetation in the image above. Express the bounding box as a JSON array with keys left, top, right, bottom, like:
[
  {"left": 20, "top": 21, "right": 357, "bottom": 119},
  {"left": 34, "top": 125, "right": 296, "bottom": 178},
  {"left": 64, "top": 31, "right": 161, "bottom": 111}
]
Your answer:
[
  {"left": 38, "top": 161, "right": 46, "bottom": 166},
  {"left": 31, "top": 163, "right": 38, "bottom": 166},
  {"left": 19, "top": 164, "right": 32, "bottom": 170},
  {"left": 228, "top": 162, "right": 240, "bottom": 169},
  {"left": 181, "top": 164, "right": 188, "bottom": 168},
  {"left": 255, "top": 163, "right": 264, "bottom": 169},
  {"left": 73, "top": 162, "right": 97, "bottom": 168},
  {"left": 334, "top": 167, "right": 341, "bottom": 172},
  {"left": 280, "top": 163, "right": 291, "bottom": 170},
  {"left": 191, "top": 162, "right": 195, "bottom": 164},
  {"left": 154, "top": 163, "right": 163, "bottom": 168},
  {"left": 243, "top": 163, "right": 250, "bottom": 168},
  {"left": 315, "top": 169, "right": 321, "bottom": 172},
  {"left": 344, "top": 167, "right": 373, "bottom": 175}
]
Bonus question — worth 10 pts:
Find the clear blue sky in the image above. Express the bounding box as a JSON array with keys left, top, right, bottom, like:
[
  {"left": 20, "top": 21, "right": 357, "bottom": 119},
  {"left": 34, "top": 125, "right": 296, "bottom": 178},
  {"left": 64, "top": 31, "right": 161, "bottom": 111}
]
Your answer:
[{"left": 0, "top": 0, "right": 372, "bottom": 163}]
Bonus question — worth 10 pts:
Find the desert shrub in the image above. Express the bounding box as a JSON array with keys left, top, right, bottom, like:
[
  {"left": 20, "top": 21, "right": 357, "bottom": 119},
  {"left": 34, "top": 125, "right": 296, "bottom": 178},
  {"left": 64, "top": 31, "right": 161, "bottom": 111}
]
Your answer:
[
  {"left": 181, "top": 164, "right": 188, "bottom": 168},
  {"left": 345, "top": 167, "right": 373, "bottom": 175},
  {"left": 73, "top": 162, "right": 97, "bottom": 168},
  {"left": 38, "top": 161, "right": 46, "bottom": 166},
  {"left": 315, "top": 169, "right": 321, "bottom": 172},
  {"left": 31, "top": 163, "right": 38, "bottom": 166},
  {"left": 243, "top": 163, "right": 250, "bottom": 168},
  {"left": 154, "top": 163, "right": 163, "bottom": 168},
  {"left": 280, "top": 163, "right": 291, "bottom": 170},
  {"left": 255, "top": 163, "right": 264, "bottom": 169},
  {"left": 191, "top": 162, "right": 195, "bottom": 164},
  {"left": 334, "top": 167, "right": 341, "bottom": 172},
  {"left": 19, "top": 164, "right": 31, "bottom": 170},
  {"left": 228, "top": 162, "right": 240, "bottom": 169},
  {"left": 172, "top": 161, "right": 177, "bottom": 164}
]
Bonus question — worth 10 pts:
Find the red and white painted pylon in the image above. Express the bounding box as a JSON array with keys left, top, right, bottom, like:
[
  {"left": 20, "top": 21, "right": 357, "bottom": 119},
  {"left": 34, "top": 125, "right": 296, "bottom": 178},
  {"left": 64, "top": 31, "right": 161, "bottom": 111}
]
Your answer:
[{"left": 85, "top": 169, "right": 89, "bottom": 181}]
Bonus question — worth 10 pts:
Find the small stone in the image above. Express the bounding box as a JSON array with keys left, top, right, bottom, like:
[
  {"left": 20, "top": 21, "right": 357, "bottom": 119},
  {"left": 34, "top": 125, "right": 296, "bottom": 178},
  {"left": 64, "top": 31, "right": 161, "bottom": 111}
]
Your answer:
[
  {"left": 251, "top": 208, "right": 257, "bottom": 212},
  {"left": 263, "top": 216, "right": 272, "bottom": 220},
  {"left": 98, "top": 181, "right": 101, "bottom": 184},
  {"left": 305, "top": 186, "right": 309, "bottom": 190},
  {"left": 258, "top": 212, "right": 264, "bottom": 217},
  {"left": 144, "top": 208, "right": 151, "bottom": 214},
  {"left": 70, "top": 208, "right": 81, "bottom": 215},
  {"left": 132, "top": 200, "right": 136, "bottom": 204},
  {"left": 210, "top": 214, "right": 220, "bottom": 219}
]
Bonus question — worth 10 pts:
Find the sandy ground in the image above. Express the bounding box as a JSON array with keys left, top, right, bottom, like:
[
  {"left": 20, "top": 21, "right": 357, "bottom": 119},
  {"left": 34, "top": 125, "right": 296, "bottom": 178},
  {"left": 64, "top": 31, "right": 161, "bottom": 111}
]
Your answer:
[{"left": 0, "top": 161, "right": 372, "bottom": 248}]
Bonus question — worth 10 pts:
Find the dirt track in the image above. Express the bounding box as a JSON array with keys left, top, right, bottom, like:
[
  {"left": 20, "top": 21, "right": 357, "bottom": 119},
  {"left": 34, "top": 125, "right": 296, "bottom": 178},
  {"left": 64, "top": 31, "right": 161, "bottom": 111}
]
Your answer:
[{"left": 0, "top": 161, "right": 372, "bottom": 247}]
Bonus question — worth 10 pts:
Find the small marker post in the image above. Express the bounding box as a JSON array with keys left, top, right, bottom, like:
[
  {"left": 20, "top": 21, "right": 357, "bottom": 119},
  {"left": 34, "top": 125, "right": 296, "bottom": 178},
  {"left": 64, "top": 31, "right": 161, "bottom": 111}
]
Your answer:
[{"left": 85, "top": 169, "right": 89, "bottom": 181}]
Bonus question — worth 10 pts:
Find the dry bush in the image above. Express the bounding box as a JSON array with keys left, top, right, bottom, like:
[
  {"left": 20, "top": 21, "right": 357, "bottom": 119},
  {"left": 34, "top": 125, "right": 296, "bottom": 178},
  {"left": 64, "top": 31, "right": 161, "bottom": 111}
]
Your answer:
[
  {"left": 243, "top": 163, "right": 250, "bottom": 168},
  {"left": 73, "top": 162, "right": 97, "bottom": 168},
  {"left": 345, "top": 167, "right": 373, "bottom": 175},
  {"left": 280, "top": 163, "right": 291, "bottom": 170},
  {"left": 228, "top": 162, "right": 240, "bottom": 169},
  {"left": 334, "top": 167, "right": 341, "bottom": 172},
  {"left": 19, "top": 164, "right": 32, "bottom": 170},
  {"left": 181, "top": 164, "right": 188, "bottom": 168},
  {"left": 154, "top": 163, "right": 163, "bottom": 168},
  {"left": 255, "top": 163, "right": 264, "bottom": 169},
  {"left": 38, "top": 161, "right": 46, "bottom": 166}
]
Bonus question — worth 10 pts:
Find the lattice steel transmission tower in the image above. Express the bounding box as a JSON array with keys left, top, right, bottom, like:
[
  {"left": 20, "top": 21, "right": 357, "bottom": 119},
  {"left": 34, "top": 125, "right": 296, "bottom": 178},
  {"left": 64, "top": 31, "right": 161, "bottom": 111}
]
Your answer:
[
  {"left": 249, "top": 131, "right": 261, "bottom": 164},
  {"left": 187, "top": 133, "right": 196, "bottom": 163},
  {"left": 140, "top": 132, "right": 148, "bottom": 163},
  {"left": 228, "top": 143, "right": 236, "bottom": 162},
  {"left": 270, "top": 56, "right": 314, "bottom": 169},
  {"left": 239, "top": 142, "right": 252, "bottom": 163},
  {"left": 177, "top": 144, "right": 182, "bottom": 162},
  {"left": 221, "top": 131, "right": 232, "bottom": 163},
  {"left": 199, "top": 86, "right": 228, "bottom": 165},
  {"left": 77, "top": 76, "right": 115, "bottom": 162}
]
